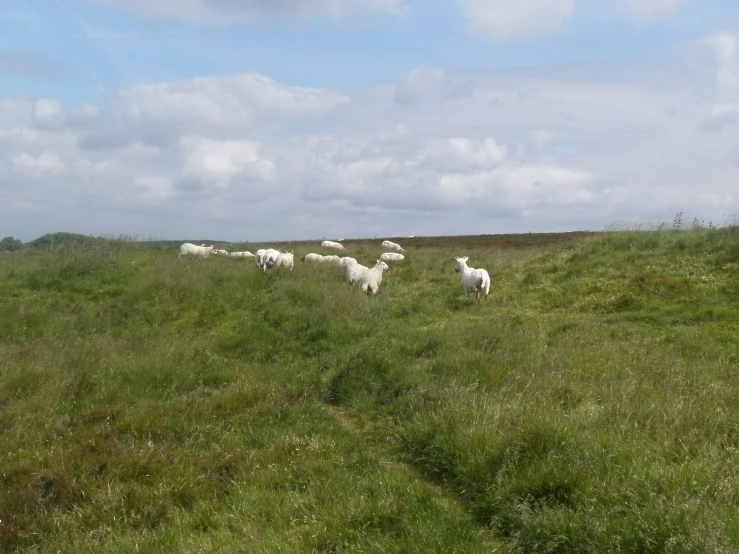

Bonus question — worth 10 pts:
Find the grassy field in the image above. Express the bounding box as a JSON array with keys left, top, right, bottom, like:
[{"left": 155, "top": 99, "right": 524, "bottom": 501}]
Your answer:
[{"left": 1, "top": 227, "right": 739, "bottom": 553}]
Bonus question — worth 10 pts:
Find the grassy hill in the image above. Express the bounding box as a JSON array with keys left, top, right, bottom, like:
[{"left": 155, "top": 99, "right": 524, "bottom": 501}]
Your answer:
[{"left": 1, "top": 228, "right": 738, "bottom": 552}]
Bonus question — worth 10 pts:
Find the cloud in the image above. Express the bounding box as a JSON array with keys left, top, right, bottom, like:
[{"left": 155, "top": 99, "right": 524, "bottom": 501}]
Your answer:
[
  {"left": 0, "top": 51, "right": 62, "bottom": 80},
  {"left": 84, "top": 0, "right": 405, "bottom": 24},
  {"left": 614, "top": 0, "right": 690, "bottom": 21},
  {"left": 2, "top": 35, "right": 739, "bottom": 241},
  {"left": 458, "top": 0, "right": 575, "bottom": 42}
]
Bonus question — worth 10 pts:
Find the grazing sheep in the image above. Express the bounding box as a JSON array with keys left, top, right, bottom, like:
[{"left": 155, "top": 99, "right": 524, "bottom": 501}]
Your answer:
[
  {"left": 380, "top": 252, "right": 405, "bottom": 261},
  {"left": 213, "top": 249, "right": 228, "bottom": 255},
  {"left": 320, "top": 255, "right": 340, "bottom": 264},
  {"left": 230, "top": 251, "right": 254, "bottom": 258},
  {"left": 381, "top": 240, "right": 404, "bottom": 252},
  {"left": 179, "top": 243, "right": 214, "bottom": 258},
  {"left": 336, "top": 257, "right": 357, "bottom": 275},
  {"left": 303, "top": 253, "right": 325, "bottom": 263},
  {"left": 255, "top": 249, "right": 267, "bottom": 269},
  {"left": 273, "top": 252, "right": 294, "bottom": 270},
  {"left": 359, "top": 260, "right": 390, "bottom": 296},
  {"left": 454, "top": 256, "right": 490, "bottom": 302},
  {"left": 345, "top": 261, "right": 369, "bottom": 285},
  {"left": 263, "top": 249, "right": 281, "bottom": 270},
  {"left": 321, "top": 240, "right": 345, "bottom": 251}
]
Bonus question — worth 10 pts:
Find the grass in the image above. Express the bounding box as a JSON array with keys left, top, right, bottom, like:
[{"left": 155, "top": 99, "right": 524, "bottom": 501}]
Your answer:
[{"left": 1, "top": 228, "right": 739, "bottom": 552}]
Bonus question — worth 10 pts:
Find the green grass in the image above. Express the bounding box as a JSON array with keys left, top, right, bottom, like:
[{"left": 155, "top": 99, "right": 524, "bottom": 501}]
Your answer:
[{"left": 2, "top": 228, "right": 739, "bottom": 552}]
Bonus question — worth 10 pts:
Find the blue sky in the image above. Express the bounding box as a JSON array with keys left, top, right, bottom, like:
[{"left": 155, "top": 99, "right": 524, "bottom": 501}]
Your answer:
[{"left": 2, "top": 0, "right": 739, "bottom": 241}]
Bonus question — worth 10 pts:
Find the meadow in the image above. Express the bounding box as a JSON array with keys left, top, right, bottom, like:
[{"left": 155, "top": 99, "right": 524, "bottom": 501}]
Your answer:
[{"left": 1, "top": 226, "right": 739, "bottom": 553}]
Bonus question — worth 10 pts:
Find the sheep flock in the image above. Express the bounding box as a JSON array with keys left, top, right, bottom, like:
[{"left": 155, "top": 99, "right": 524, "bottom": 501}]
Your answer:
[{"left": 178, "top": 238, "right": 490, "bottom": 301}]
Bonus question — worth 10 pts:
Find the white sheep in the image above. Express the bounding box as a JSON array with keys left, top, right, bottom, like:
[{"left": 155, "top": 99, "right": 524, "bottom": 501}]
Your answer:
[
  {"left": 320, "top": 255, "right": 340, "bottom": 264},
  {"left": 273, "top": 252, "right": 294, "bottom": 270},
  {"left": 359, "top": 260, "right": 390, "bottom": 296},
  {"left": 380, "top": 252, "right": 405, "bottom": 261},
  {"left": 230, "top": 251, "right": 254, "bottom": 258},
  {"left": 213, "top": 249, "right": 228, "bottom": 255},
  {"left": 179, "top": 243, "right": 214, "bottom": 258},
  {"left": 345, "top": 261, "right": 369, "bottom": 285},
  {"left": 321, "top": 240, "right": 345, "bottom": 251},
  {"left": 263, "top": 248, "right": 281, "bottom": 270},
  {"left": 336, "top": 256, "right": 357, "bottom": 272},
  {"left": 454, "top": 256, "right": 490, "bottom": 302},
  {"left": 303, "top": 253, "right": 325, "bottom": 263},
  {"left": 255, "top": 249, "right": 267, "bottom": 269},
  {"left": 381, "top": 240, "right": 404, "bottom": 252}
]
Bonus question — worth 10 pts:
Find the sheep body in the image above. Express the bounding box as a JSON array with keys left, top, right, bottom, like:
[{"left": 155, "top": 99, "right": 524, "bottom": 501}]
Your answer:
[
  {"left": 274, "top": 252, "right": 294, "bottom": 270},
  {"left": 230, "top": 251, "right": 254, "bottom": 258},
  {"left": 345, "top": 261, "right": 369, "bottom": 285},
  {"left": 380, "top": 252, "right": 404, "bottom": 261},
  {"left": 179, "top": 243, "right": 214, "bottom": 258},
  {"left": 381, "top": 240, "right": 404, "bottom": 252},
  {"left": 321, "top": 240, "right": 345, "bottom": 251},
  {"left": 454, "top": 256, "right": 490, "bottom": 302},
  {"left": 303, "top": 253, "right": 324, "bottom": 263}
]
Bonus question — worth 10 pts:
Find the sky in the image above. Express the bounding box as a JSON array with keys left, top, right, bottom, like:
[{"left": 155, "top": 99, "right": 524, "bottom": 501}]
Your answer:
[{"left": 1, "top": 0, "right": 739, "bottom": 242}]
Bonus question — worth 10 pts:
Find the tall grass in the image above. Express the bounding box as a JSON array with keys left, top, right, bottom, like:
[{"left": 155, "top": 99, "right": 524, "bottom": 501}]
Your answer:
[{"left": 2, "top": 228, "right": 739, "bottom": 552}]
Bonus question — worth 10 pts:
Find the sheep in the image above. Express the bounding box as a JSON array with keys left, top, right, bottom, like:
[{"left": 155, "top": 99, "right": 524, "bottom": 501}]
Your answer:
[
  {"left": 381, "top": 240, "right": 404, "bottom": 252},
  {"left": 263, "top": 248, "right": 281, "bottom": 270},
  {"left": 230, "top": 251, "right": 254, "bottom": 258},
  {"left": 273, "top": 252, "right": 294, "bottom": 270},
  {"left": 359, "top": 260, "right": 390, "bottom": 296},
  {"left": 336, "top": 256, "right": 357, "bottom": 272},
  {"left": 453, "top": 256, "right": 490, "bottom": 302},
  {"left": 303, "top": 253, "right": 325, "bottom": 263},
  {"left": 345, "top": 261, "right": 370, "bottom": 285},
  {"left": 380, "top": 252, "right": 405, "bottom": 261},
  {"left": 321, "top": 240, "right": 345, "bottom": 251},
  {"left": 213, "top": 249, "right": 228, "bottom": 255},
  {"left": 320, "top": 255, "right": 340, "bottom": 264},
  {"left": 255, "top": 249, "right": 267, "bottom": 269},
  {"left": 179, "top": 243, "right": 214, "bottom": 258}
]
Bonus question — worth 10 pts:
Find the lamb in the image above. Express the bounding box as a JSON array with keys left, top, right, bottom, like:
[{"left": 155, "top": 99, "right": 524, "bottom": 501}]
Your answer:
[
  {"left": 321, "top": 240, "right": 345, "bottom": 251},
  {"left": 453, "top": 256, "right": 490, "bottom": 302},
  {"left": 178, "top": 243, "right": 214, "bottom": 258},
  {"left": 359, "top": 260, "right": 390, "bottom": 296},
  {"left": 380, "top": 252, "right": 405, "bottom": 261},
  {"left": 230, "top": 251, "right": 254, "bottom": 258},
  {"left": 381, "top": 240, "right": 404, "bottom": 252},
  {"left": 213, "top": 249, "right": 228, "bottom": 255},
  {"left": 345, "top": 261, "right": 369, "bottom": 285},
  {"left": 320, "top": 255, "right": 340, "bottom": 264},
  {"left": 273, "top": 252, "right": 294, "bottom": 270},
  {"left": 303, "top": 253, "right": 325, "bottom": 263}
]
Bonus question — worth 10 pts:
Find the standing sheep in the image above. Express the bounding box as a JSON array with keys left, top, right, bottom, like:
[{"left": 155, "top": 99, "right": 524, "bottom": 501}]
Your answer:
[
  {"left": 263, "top": 248, "right": 281, "bottom": 270},
  {"left": 273, "top": 252, "right": 294, "bottom": 270},
  {"left": 359, "top": 260, "right": 390, "bottom": 296},
  {"left": 345, "top": 261, "right": 369, "bottom": 285},
  {"left": 453, "top": 256, "right": 490, "bottom": 302},
  {"left": 255, "top": 249, "right": 267, "bottom": 269}
]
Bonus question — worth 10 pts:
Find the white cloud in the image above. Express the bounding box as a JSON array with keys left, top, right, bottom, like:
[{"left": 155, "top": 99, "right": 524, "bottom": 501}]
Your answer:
[
  {"left": 3, "top": 34, "right": 739, "bottom": 241},
  {"left": 614, "top": 0, "right": 690, "bottom": 21},
  {"left": 459, "top": 0, "right": 575, "bottom": 42},
  {"left": 85, "top": 0, "right": 405, "bottom": 24}
]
